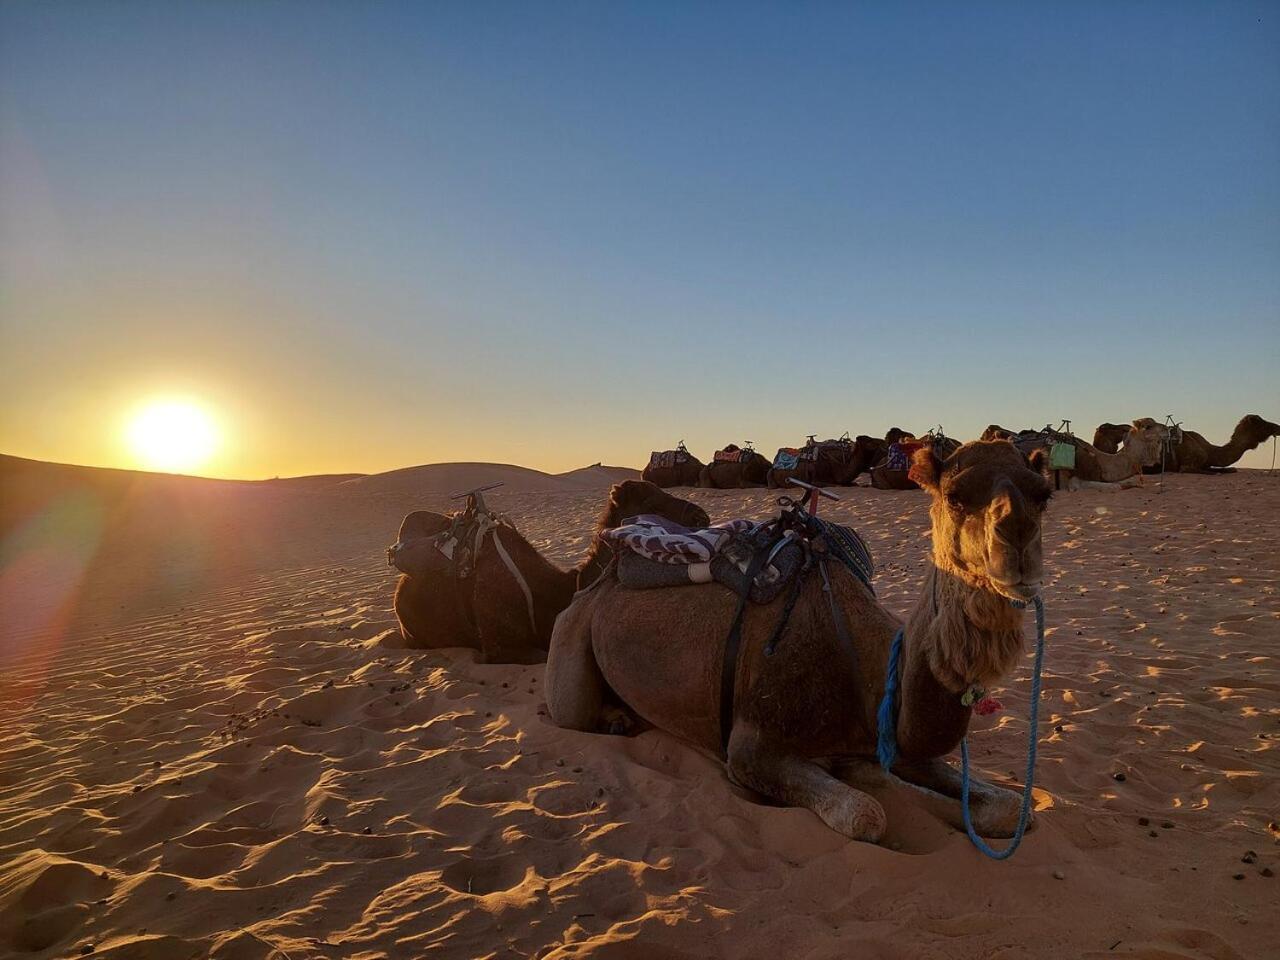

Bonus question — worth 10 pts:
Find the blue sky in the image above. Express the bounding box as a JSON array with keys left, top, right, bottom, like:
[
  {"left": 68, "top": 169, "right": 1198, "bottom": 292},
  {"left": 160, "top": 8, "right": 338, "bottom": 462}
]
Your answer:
[{"left": 2, "top": 1, "right": 1277, "bottom": 476}]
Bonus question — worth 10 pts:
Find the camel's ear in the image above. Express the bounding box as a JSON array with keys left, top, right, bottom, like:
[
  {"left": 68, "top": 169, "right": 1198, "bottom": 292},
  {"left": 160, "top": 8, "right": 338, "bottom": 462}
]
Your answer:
[
  {"left": 1026, "top": 448, "right": 1049, "bottom": 474},
  {"left": 908, "top": 447, "right": 943, "bottom": 493}
]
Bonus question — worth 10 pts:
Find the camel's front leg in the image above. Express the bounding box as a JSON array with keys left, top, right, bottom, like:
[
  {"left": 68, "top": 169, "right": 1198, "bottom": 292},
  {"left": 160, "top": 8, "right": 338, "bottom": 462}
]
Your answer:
[
  {"left": 727, "top": 725, "right": 886, "bottom": 843},
  {"left": 892, "top": 756, "right": 1028, "bottom": 838}
]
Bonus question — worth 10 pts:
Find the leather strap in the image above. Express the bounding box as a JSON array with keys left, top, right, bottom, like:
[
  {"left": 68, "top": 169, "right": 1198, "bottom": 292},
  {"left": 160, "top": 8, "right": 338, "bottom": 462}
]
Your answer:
[{"left": 719, "top": 530, "right": 780, "bottom": 754}]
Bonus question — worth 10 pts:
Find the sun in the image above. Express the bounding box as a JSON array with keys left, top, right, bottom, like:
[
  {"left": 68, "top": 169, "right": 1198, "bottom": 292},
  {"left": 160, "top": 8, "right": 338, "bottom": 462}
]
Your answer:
[{"left": 124, "top": 399, "right": 221, "bottom": 473}]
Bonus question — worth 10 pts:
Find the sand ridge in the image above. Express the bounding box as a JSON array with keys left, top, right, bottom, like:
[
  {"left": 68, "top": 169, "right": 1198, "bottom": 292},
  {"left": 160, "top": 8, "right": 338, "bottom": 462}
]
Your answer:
[{"left": 1, "top": 462, "right": 1278, "bottom": 958}]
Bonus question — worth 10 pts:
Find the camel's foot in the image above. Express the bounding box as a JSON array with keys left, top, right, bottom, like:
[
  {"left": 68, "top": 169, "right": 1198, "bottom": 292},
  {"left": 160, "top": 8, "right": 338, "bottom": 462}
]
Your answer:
[
  {"left": 891, "top": 757, "right": 1031, "bottom": 838},
  {"left": 728, "top": 727, "right": 886, "bottom": 843}
]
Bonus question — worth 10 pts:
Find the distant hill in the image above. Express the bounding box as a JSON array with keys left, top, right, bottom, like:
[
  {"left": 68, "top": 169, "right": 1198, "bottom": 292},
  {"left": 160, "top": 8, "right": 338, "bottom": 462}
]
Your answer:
[
  {"left": 339, "top": 461, "right": 640, "bottom": 496},
  {"left": 0, "top": 454, "right": 641, "bottom": 531}
]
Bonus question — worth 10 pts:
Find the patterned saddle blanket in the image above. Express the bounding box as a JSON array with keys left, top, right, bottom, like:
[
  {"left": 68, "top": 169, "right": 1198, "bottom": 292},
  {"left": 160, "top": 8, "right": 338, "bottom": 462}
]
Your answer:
[
  {"left": 714, "top": 447, "right": 749, "bottom": 463},
  {"left": 772, "top": 448, "right": 801, "bottom": 470},
  {"left": 649, "top": 449, "right": 691, "bottom": 469},
  {"left": 602, "top": 512, "right": 874, "bottom": 605},
  {"left": 886, "top": 439, "right": 925, "bottom": 471}
]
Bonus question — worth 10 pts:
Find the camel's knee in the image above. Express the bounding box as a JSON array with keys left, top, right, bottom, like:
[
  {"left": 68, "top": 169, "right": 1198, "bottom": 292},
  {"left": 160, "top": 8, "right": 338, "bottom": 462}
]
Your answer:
[
  {"left": 820, "top": 789, "right": 887, "bottom": 844},
  {"left": 544, "top": 616, "right": 604, "bottom": 732}
]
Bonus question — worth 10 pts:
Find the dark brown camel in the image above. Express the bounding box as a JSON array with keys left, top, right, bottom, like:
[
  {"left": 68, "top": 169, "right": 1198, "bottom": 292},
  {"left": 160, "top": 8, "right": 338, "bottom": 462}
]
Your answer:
[
  {"left": 391, "top": 480, "right": 709, "bottom": 663},
  {"left": 547, "top": 441, "right": 1050, "bottom": 842},
  {"left": 768, "top": 431, "right": 908, "bottom": 488},
  {"left": 1095, "top": 415, "right": 1278, "bottom": 472},
  {"left": 869, "top": 432, "right": 960, "bottom": 489},
  {"left": 641, "top": 444, "right": 705, "bottom": 488},
  {"left": 699, "top": 445, "right": 772, "bottom": 488}
]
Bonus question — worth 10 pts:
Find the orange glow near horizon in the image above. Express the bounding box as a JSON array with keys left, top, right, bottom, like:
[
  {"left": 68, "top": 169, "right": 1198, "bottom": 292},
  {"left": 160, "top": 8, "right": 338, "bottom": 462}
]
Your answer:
[{"left": 122, "top": 398, "right": 222, "bottom": 475}]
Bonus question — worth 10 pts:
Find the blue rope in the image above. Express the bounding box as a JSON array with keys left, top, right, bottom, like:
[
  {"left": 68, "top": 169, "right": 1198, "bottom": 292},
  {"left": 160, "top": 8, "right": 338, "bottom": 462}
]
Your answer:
[
  {"left": 874, "top": 594, "right": 1047, "bottom": 860},
  {"left": 961, "top": 594, "right": 1045, "bottom": 859},
  {"left": 876, "top": 627, "right": 904, "bottom": 772}
]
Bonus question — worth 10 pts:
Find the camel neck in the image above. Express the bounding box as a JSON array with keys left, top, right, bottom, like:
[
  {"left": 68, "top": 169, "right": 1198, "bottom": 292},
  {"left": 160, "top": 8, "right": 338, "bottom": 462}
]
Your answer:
[
  {"left": 1212, "top": 425, "right": 1261, "bottom": 466},
  {"left": 893, "top": 564, "right": 1025, "bottom": 760}
]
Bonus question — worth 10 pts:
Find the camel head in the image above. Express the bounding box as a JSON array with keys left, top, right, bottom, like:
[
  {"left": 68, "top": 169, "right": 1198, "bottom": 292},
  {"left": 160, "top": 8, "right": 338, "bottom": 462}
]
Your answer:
[
  {"left": 388, "top": 510, "right": 455, "bottom": 578},
  {"left": 980, "top": 425, "right": 1015, "bottom": 442},
  {"left": 1236, "top": 414, "right": 1280, "bottom": 444},
  {"left": 602, "top": 479, "right": 710, "bottom": 530},
  {"left": 1091, "top": 422, "right": 1130, "bottom": 453},
  {"left": 909, "top": 440, "right": 1051, "bottom": 603},
  {"left": 1122, "top": 419, "right": 1171, "bottom": 467}
]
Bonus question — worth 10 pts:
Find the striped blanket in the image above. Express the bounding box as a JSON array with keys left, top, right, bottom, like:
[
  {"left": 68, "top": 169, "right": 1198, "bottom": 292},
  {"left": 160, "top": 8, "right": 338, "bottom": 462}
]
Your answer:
[{"left": 600, "top": 515, "right": 757, "bottom": 564}]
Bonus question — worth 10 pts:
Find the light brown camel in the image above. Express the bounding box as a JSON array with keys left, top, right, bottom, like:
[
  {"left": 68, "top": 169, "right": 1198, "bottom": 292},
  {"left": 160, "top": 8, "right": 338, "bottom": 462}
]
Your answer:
[
  {"left": 983, "top": 423, "right": 1167, "bottom": 487},
  {"left": 699, "top": 445, "right": 772, "bottom": 488},
  {"left": 641, "top": 444, "right": 705, "bottom": 488},
  {"left": 547, "top": 440, "right": 1051, "bottom": 842},
  {"left": 392, "top": 481, "right": 709, "bottom": 663},
  {"left": 1096, "top": 415, "right": 1278, "bottom": 473}
]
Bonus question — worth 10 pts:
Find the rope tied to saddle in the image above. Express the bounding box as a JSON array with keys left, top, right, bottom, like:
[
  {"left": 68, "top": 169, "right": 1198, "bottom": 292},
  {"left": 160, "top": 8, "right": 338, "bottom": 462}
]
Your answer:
[{"left": 876, "top": 592, "right": 1047, "bottom": 861}]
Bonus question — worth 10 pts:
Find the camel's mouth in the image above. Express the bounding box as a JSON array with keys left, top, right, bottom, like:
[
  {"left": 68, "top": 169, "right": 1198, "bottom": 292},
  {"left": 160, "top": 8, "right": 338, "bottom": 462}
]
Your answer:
[{"left": 991, "top": 579, "right": 1041, "bottom": 603}]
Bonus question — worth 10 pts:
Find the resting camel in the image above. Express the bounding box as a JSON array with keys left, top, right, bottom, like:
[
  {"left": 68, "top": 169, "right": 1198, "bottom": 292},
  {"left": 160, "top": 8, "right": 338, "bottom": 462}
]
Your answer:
[
  {"left": 641, "top": 445, "right": 705, "bottom": 488},
  {"left": 766, "top": 434, "right": 893, "bottom": 489},
  {"left": 1094, "top": 415, "right": 1278, "bottom": 473},
  {"left": 547, "top": 440, "right": 1051, "bottom": 842},
  {"left": 985, "top": 422, "right": 1167, "bottom": 487},
  {"left": 869, "top": 432, "right": 960, "bottom": 489},
  {"left": 392, "top": 481, "right": 709, "bottom": 663},
  {"left": 699, "top": 445, "right": 772, "bottom": 488}
]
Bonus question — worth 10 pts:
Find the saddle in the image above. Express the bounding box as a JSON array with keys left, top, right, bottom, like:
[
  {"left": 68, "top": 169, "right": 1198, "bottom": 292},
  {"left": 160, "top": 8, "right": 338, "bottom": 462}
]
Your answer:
[
  {"left": 772, "top": 447, "right": 802, "bottom": 470},
  {"left": 387, "top": 483, "right": 501, "bottom": 580},
  {"left": 649, "top": 442, "right": 692, "bottom": 470},
  {"left": 604, "top": 498, "right": 875, "bottom": 610},
  {"left": 713, "top": 442, "right": 755, "bottom": 464}
]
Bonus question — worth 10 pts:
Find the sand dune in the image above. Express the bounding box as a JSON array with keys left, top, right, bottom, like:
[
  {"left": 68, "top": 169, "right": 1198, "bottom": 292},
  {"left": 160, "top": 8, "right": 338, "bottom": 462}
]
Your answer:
[{"left": 1, "top": 458, "right": 1277, "bottom": 958}]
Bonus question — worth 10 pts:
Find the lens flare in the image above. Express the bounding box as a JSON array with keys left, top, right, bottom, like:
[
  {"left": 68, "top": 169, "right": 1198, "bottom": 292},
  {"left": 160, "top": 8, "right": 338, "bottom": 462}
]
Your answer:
[{"left": 124, "top": 399, "right": 220, "bottom": 473}]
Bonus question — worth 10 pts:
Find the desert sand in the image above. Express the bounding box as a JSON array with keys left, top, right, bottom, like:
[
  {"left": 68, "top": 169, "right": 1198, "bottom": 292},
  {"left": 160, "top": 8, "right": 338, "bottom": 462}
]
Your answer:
[{"left": 1, "top": 455, "right": 1277, "bottom": 959}]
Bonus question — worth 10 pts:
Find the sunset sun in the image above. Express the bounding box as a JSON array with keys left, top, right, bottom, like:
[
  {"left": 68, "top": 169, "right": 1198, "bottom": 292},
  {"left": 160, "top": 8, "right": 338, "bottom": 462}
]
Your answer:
[{"left": 125, "top": 399, "right": 221, "bottom": 473}]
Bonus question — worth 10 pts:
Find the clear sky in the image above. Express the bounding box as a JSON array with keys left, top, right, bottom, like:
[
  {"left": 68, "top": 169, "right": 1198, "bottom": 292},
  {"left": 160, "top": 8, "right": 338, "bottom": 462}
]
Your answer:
[{"left": 2, "top": 1, "right": 1277, "bottom": 478}]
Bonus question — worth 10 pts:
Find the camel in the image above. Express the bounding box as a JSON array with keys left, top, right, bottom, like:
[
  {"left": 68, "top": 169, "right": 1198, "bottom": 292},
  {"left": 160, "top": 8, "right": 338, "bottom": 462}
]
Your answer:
[
  {"left": 641, "top": 443, "right": 705, "bottom": 488},
  {"left": 547, "top": 440, "right": 1051, "bottom": 842},
  {"left": 983, "top": 422, "right": 1168, "bottom": 488},
  {"left": 391, "top": 481, "right": 709, "bottom": 663},
  {"left": 869, "top": 432, "right": 960, "bottom": 489},
  {"left": 699, "top": 444, "right": 772, "bottom": 488},
  {"left": 769, "top": 430, "right": 911, "bottom": 489},
  {"left": 1095, "top": 415, "right": 1278, "bottom": 473}
]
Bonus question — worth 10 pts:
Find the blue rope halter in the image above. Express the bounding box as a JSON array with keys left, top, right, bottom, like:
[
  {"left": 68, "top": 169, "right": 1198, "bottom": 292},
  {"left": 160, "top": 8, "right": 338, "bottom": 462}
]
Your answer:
[{"left": 876, "top": 594, "right": 1047, "bottom": 860}]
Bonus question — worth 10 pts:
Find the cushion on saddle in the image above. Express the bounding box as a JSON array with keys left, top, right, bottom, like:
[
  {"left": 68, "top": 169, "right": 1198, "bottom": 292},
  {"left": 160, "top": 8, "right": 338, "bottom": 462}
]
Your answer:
[
  {"left": 648, "top": 449, "right": 689, "bottom": 469},
  {"left": 772, "top": 448, "right": 801, "bottom": 470},
  {"left": 600, "top": 514, "right": 756, "bottom": 564},
  {"left": 614, "top": 525, "right": 805, "bottom": 603},
  {"left": 714, "top": 448, "right": 747, "bottom": 463},
  {"left": 886, "top": 440, "right": 924, "bottom": 472}
]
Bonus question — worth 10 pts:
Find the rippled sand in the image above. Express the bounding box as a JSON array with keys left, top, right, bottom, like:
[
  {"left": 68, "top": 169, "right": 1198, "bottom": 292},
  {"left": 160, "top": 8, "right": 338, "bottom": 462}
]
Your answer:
[{"left": 2, "top": 463, "right": 1277, "bottom": 959}]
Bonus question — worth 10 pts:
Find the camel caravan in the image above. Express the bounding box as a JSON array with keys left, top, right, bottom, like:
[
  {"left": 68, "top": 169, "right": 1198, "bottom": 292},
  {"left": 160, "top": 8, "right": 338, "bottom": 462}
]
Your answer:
[
  {"left": 386, "top": 410, "right": 1276, "bottom": 854},
  {"left": 644, "top": 412, "right": 1278, "bottom": 493}
]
